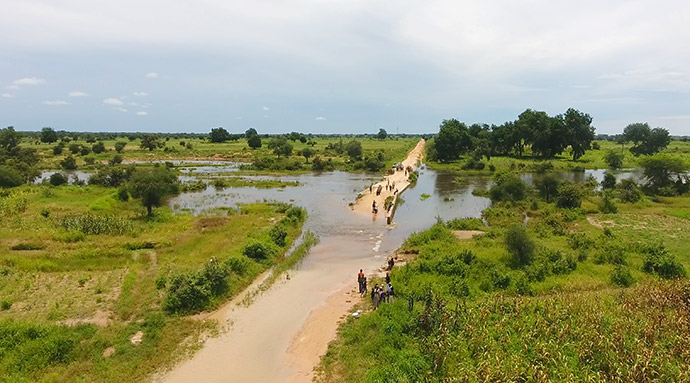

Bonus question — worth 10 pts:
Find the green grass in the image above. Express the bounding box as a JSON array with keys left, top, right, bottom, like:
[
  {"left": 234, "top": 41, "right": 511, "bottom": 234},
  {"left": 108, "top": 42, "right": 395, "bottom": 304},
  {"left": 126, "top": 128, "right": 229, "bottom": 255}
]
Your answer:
[
  {"left": 316, "top": 191, "right": 690, "bottom": 383},
  {"left": 0, "top": 184, "right": 306, "bottom": 382}
]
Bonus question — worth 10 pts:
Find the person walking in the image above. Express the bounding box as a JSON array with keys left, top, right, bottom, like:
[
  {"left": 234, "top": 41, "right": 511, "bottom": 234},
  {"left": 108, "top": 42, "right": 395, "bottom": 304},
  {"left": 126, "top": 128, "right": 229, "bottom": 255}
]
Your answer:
[{"left": 357, "top": 269, "right": 365, "bottom": 294}]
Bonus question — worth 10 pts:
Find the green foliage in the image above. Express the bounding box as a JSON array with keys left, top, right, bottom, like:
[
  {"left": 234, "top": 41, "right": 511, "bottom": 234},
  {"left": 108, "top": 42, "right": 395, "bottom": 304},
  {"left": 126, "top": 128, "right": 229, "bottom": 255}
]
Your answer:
[
  {"left": 242, "top": 240, "right": 278, "bottom": 261},
  {"left": 247, "top": 134, "right": 262, "bottom": 149},
  {"left": 599, "top": 191, "right": 618, "bottom": 213},
  {"left": 0, "top": 126, "right": 21, "bottom": 151},
  {"left": 623, "top": 123, "right": 671, "bottom": 156},
  {"left": 48, "top": 172, "right": 68, "bottom": 186},
  {"left": 445, "top": 217, "right": 484, "bottom": 231},
  {"left": 534, "top": 173, "right": 560, "bottom": 202},
  {"left": 601, "top": 172, "right": 616, "bottom": 189},
  {"left": 0, "top": 166, "right": 24, "bottom": 187},
  {"left": 269, "top": 225, "right": 288, "bottom": 247},
  {"left": 610, "top": 265, "right": 634, "bottom": 287},
  {"left": 40, "top": 127, "right": 59, "bottom": 143},
  {"left": 505, "top": 225, "right": 535, "bottom": 267},
  {"left": 604, "top": 150, "right": 624, "bottom": 169},
  {"left": 109, "top": 154, "right": 123, "bottom": 165},
  {"left": 163, "top": 260, "right": 230, "bottom": 314},
  {"left": 639, "top": 155, "right": 688, "bottom": 195},
  {"left": 268, "top": 136, "right": 293, "bottom": 157},
  {"left": 92, "top": 141, "right": 106, "bottom": 154},
  {"left": 489, "top": 173, "right": 527, "bottom": 202},
  {"left": 59, "top": 214, "right": 133, "bottom": 235},
  {"left": 60, "top": 155, "right": 77, "bottom": 170},
  {"left": 641, "top": 243, "right": 686, "bottom": 279},
  {"left": 114, "top": 141, "right": 126, "bottom": 153},
  {"left": 140, "top": 134, "right": 163, "bottom": 151},
  {"left": 617, "top": 177, "right": 643, "bottom": 203},
  {"left": 555, "top": 182, "right": 581, "bottom": 208},
  {"left": 52, "top": 144, "right": 63, "bottom": 155},
  {"left": 344, "top": 140, "right": 362, "bottom": 159},
  {"left": 127, "top": 167, "right": 180, "bottom": 216},
  {"left": 432, "top": 119, "right": 471, "bottom": 162},
  {"left": 311, "top": 156, "right": 333, "bottom": 171},
  {"left": 209, "top": 127, "right": 231, "bottom": 143},
  {"left": 300, "top": 148, "right": 315, "bottom": 163},
  {"left": 376, "top": 128, "right": 388, "bottom": 140},
  {"left": 11, "top": 242, "right": 44, "bottom": 251}
]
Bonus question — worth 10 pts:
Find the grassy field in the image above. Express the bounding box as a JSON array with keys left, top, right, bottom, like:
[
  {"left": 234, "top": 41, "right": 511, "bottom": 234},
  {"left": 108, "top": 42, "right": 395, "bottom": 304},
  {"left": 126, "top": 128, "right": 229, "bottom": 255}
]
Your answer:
[
  {"left": 0, "top": 184, "right": 306, "bottom": 382},
  {"left": 426, "top": 139, "right": 690, "bottom": 174},
  {"left": 24, "top": 136, "right": 419, "bottom": 174},
  {"left": 316, "top": 185, "right": 690, "bottom": 382}
]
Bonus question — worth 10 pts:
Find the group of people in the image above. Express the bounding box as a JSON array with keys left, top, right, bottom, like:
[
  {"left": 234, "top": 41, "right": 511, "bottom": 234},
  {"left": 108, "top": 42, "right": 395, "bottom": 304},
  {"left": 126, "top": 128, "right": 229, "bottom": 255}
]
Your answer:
[{"left": 356, "top": 269, "right": 395, "bottom": 311}]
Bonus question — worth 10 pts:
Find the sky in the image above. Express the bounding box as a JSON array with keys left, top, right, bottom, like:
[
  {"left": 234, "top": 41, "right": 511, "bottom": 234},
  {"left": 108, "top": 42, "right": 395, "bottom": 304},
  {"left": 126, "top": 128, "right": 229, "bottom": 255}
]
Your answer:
[{"left": 1, "top": 0, "right": 689, "bottom": 135}]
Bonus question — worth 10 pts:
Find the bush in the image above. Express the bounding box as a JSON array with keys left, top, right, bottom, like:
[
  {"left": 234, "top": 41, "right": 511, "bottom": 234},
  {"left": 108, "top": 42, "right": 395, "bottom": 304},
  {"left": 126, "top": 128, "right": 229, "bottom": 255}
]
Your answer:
[
  {"left": 610, "top": 266, "right": 634, "bottom": 287},
  {"left": 60, "top": 156, "right": 78, "bottom": 170},
  {"left": 535, "top": 173, "right": 560, "bottom": 202},
  {"left": 556, "top": 182, "right": 581, "bottom": 209},
  {"left": 52, "top": 145, "right": 63, "bottom": 155},
  {"left": 617, "top": 178, "right": 643, "bottom": 203},
  {"left": 117, "top": 187, "right": 129, "bottom": 201},
  {"left": 445, "top": 218, "right": 484, "bottom": 231},
  {"left": 0, "top": 166, "right": 24, "bottom": 187},
  {"left": 109, "top": 155, "right": 123, "bottom": 165},
  {"left": 641, "top": 243, "right": 686, "bottom": 279},
  {"left": 269, "top": 225, "right": 288, "bottom": 247},
  {"left": 92, "top": 141, "right": 106, "bottom": 154},
  {"left": 114, "top": 141, "right": 126, "bottom": 153},
  {"left": 79, "top": 146, "right": 91, "bottom": 156},
  {"left": 286, "top": 206, "right": 306, "bottom": 222},
  {"left": 490, "top": 173, "right": 527, "bottom": 202},
  {"left": 601, "top": 172, "right": 616, "bottom": 189},
  {"left": 505, "top": 225, "right": 535, "bottom": 267},
  {"left": 11, "top": 242, "right": 44, "bottom": 251},
  {"left": 163, "top": 260, "right": 230, "bottom": 314},
  {"left": 1, "top": 300, "right": 11, "bottom": 310},
  {"left": 599, "top": 192, "right": 618, "bottom": 213},
  {"left": 242, "top": 241, "right": 277, "bottom": 261},
  {"left": 604, "top": 151, "right": 623, "bottom": 169},
  {"left": 49, "top": 172, "right": 68, "bottom": 186},
  {"left": 567, "top": 233, "right": 594, "bottom": 250},
  {"left": 83, "top": 156, "right": 96, "bottom": 165},
  {"left": 226, "top": 256, "right": 253, "bottom": 276}
]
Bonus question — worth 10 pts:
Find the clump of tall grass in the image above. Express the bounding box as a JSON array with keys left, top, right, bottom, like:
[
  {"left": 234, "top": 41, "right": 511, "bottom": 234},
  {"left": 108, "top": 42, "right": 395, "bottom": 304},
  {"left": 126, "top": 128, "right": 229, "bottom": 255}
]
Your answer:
[{"left": 58, "top": 214, "right": 133, "bottom": 235}]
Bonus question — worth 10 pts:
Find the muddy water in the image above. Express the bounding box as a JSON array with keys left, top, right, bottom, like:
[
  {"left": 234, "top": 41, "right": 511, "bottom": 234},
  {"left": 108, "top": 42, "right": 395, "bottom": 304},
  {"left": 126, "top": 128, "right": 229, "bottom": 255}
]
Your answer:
[{"left": 160, "top": 167, "right": 491, "bottom": 383}]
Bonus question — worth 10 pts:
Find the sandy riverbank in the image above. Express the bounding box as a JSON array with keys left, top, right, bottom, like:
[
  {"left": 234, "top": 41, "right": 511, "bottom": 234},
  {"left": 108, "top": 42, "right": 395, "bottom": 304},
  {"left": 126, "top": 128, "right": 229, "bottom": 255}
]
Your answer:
[{"left": 352, "top": 139, "right": 425, "bottom": 220}]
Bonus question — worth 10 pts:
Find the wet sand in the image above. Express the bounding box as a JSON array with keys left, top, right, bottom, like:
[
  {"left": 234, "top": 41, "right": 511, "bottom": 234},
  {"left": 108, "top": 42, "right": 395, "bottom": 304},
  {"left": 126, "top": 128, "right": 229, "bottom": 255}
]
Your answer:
[{"left": 352, "top": 139, "right": 425, "bottom": 220}]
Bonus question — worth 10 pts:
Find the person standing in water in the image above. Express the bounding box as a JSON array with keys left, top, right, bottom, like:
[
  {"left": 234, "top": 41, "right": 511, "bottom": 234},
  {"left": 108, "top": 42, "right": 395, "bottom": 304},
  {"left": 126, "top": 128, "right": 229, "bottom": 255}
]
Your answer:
[{"left": 372, "top": 200, "right": 378, "bottom": 214}]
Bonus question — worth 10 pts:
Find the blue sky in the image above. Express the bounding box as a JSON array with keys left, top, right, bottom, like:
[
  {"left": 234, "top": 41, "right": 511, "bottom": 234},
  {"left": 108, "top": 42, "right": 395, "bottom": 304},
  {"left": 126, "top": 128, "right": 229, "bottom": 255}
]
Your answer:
[{"left": 1, "top": 0, "right": 689, "bottom": 135}]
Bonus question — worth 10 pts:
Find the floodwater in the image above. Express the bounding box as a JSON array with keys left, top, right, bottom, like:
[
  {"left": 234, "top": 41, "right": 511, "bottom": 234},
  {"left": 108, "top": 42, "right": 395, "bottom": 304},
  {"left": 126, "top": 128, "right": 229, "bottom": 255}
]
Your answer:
[{"left": 160, "top": 166, "right": 491, "bottom": 383}]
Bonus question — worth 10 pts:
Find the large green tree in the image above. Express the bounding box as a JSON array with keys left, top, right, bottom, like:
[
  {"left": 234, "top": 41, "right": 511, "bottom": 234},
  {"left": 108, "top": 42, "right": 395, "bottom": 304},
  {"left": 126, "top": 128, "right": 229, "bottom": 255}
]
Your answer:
[
  {"left": 564, "top": 108, "right": 595, "bottom": 160},
  {"left": 622, "top": 123, "right": 671, "bottom": 156},
  {"left": 268, "top": 136, "right": 293, "bottom": 157},
  {"left": 433, "top": 119, "right": 471, "bottom": 162},
  {"left": 0, "top": 126, "right": 20, "bottom": 152},
  {"left": 40, "top": 127, "right": 58, "bottom": 143},
  {"left": 209, "top": 127, "right": 231, "bottom": 143},
  {"left": 128, "top": 167, "right": 180, "bottom": 216},
  {"left": 140, "top": 134, "right": 163, "bottom": 151}
]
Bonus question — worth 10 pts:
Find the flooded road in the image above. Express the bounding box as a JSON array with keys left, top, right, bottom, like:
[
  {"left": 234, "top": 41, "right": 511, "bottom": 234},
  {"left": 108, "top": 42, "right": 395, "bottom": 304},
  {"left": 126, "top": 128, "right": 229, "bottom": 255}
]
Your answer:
[{"left": 159, "top": 164, "right": 492, "bottom": 383}]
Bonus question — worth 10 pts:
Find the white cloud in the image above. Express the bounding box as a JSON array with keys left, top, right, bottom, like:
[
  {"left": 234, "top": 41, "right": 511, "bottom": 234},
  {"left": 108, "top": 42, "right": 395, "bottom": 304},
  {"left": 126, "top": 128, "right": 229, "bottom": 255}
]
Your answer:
[
  {"left": 141, "top": 103, "right": 152, "bottom": 108},
  {"left": 43, "top": 100, "right": 69, "bottom": 105},
  {"left": 68, "top": 91, "right": 88, "bottom": 97},
  {"left": 136, "top": 111, "right": 148, "bottom": 116},
  {"left": 262, "top": 106, "right": 270, "bottom": 111},
  {"left": 115, "top": 107, "right": 128, "bottom": 112},
  {"left": 13, "top": 77, "right": 45, "bottom": 86},
  {"left": 1, "top": 93, "right": 14, "bottom": 98},
  {"left": 263, "top": 114, "right": 269, "bottom": 118},
  {"left": 128, "top": 102, "right": 138, "bottom": 106},
  {"left": 103, "top": 97, "right": 124, "bottom": 106},
  {"left": 132, "top": 91, "right": 148, "bottom": 96},
  {"left": 315, "top": 116, "right": 326, "bottom": 120},
  {"left": 5, "top": 85, "right": 19, "bottom": 90},
  {"left": 145, "top": 72, "right": 159, "bottom": 78}
]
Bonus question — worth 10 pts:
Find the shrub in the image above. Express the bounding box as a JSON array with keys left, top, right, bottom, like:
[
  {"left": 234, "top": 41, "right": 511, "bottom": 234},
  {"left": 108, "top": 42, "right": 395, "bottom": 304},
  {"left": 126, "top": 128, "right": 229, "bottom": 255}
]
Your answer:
[
  {"left": 117, "top": 187, "right": 129, "bottom": 201},
  {"left": 594, "top": 243, "right": 627, "bottom": 265},
  {"left": 641, "top": 243, "right": 686, "bottom": 279},
  {"left": 52, "top": 145, "right": 63, "bottom": 155},
  {"left": 0, "top": 166, "right": 24, "bottom": 187},
  {"left": 286, "top": 206, "right": 306, "bottom": 222},
  {"left": 610, "top": 266, "right": 634, "bottom": 287},
  {"left": 163, "top": 260, "right": 230, "bottom": 314},
  {"left": 49, "top": 172, "right": 68, "bottom": 186},
  {"left": 445, "top": 218, "right": 484, "bottom": 231},
  {"left": 242, "top": 241, "right": 277, "bottom": 261},
  {"left": 60, "top": 156, "right": 78, "bottom": 170},
  {"left": 601, "top": 172, "right": 616, "bottom": 189},
  {"left": 59, "top": 214, "right": 133, "bottom": 235},
  {"left": 114, "top": 141, "right": 126, "bottom": 153},
  {"left": 83, "top": 156, "right": 96, "bottom": 165},
  {"left": 505, "top": 225, "right": 534, "bottom": 267},
  {"left": 534, "top": 173, "right": 560, "bottom": 202},
  {"left": 490, "top": 173, "right": 527, "bottom": 202},
  {"left": 599, "top": 192, "right": 618, "bottom": 214},
  {"left": 92, "top": 141, "right": 106, "bottom": 154},
  {"left": 269, "top": 225, "right": 288, "bottom": 247},
  {"left": 11, "top": 242, "right": 44, "bottom": 251},
  {"left": 617, "top": 178, "right": 643, "bottom": 203},
  {"left": 556, "top": 182, "right": 581, "bottom": 209},
  {"left": 109, "top": 155, "right": 123, "bottom": 165},
  {"left": 604, "top": 151, "right": 623, "bottom": 169},
  {"left": 89, "top": 166, "right": 133, "bottom": 187},
  {"left": 79, "top": 146, "right": 91, "bottom": 156},
  {"left": 226, "top": 256, "right": 253, "bottom": 276},
  {"left": 1, "top": 300, "right": 11, "bottom": 310},
  {"left": 567, "top": 233, "right": 594, "bottom": 250}
]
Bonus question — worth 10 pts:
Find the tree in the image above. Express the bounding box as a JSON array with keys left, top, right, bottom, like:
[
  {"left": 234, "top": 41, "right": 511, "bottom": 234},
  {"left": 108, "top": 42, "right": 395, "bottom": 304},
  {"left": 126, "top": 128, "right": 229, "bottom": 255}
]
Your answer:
[
  {"left": 433, "top": 119, "right": 471, "bottom": 162},
  {"left": 40, "top": 127, "right": 58, "bottom": 143},
  {"left": 128, "top": 167, "right": 180, "bottom": 216},
  {"left": 60, "top": 155, "right": 78, "bottom": 170},
  {"left": 301, "top": 148, "right": 315, "bottom": 163},
  {"left": 0, "top": 126, "right": 20, "bottom": 151},
  {"left": 522, "top": 110, "right": 568, "bottom": 159},
  {"left": 535, "top": 173, "right": 560, "bottom": 202},
  {"left": 247, "top": 134, "right": 262, "bottom": 149},
  {"left": 52, "top": 145, "right": 63, "bottom": 155},
  {"left": 604, "top": 151, "right": 624, "bottom": 169},
  {"left": 209, "top": 127, "right": 231, "bottom": 143},
  {"left": 564, "top": 108, "right": 595, "bottom": 160},
  {"left": 245, "top": 128, "right": 258, "bottom": 138},
  {"left": 49, "top": 172, "right": 68, "bottom": 186},
  {"left": 288, "top": 132, "right": 302, "bottom": 142},
  {"left": 601, "top": 172, "right": 617, "bottom": 190},
  {"left": 617, "top": 178, "right": 643, "bottom": 203},
  {"left": 376, "top": 128, "right": 388, "bottom": 140},
  {"left": 140, "top": 135, "right": 163, "bottom": 151},
  {"left": 68, "top": 143, "right": 81, "bottom": 154},
  {"left": 92, "top": 141, "right": 106, "bottom": 154},
  {"left": 623, "top": 123, "right": 671, "bottom": 156},
  {"left": 505, "top": 225, "right": 535, "bottom": 267},
  {"left": 556, "top": 182, "right": 582, "bottom": 208},
  {"left": 268, "top": 136, "right": 293, "bottom": 157},
  {"left": 115, "top": 141, "right": 126, "bottom": 153},
  {"left": 639, "top": 155, "right": 688, "bottom": 195},
  {"left": 344, "top": 140, "right": 362, "bottom": 159},
  {"left": 489, "top": 173, "right": 527, "bottom": 202}
]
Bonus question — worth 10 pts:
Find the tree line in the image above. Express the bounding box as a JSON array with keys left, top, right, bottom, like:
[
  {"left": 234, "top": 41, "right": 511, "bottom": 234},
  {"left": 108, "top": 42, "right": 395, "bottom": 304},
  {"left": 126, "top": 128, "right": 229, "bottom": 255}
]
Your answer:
[{"left": 428, "top": 108, "right": 672, "bottom": 163}]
